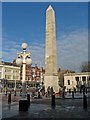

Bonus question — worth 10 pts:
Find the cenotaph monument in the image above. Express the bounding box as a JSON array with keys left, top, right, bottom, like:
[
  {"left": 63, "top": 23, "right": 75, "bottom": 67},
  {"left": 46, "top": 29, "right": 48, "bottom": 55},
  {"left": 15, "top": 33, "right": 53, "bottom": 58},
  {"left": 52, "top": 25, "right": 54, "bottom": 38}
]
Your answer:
[{"left": 44, "top": 5, "right": 59, "bottom": 93}]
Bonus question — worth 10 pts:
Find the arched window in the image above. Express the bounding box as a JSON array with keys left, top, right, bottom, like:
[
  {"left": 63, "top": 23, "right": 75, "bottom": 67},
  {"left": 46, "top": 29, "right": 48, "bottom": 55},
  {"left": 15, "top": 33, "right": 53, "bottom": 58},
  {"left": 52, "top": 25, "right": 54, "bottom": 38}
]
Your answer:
[{"left": 67, "top": 80, "right": 70, "bottom": 85}]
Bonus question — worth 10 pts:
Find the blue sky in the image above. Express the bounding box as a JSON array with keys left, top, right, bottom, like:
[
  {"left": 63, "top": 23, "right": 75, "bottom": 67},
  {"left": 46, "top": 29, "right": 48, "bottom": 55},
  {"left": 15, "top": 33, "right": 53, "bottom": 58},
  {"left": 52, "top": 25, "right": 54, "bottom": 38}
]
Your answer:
[
  {"left": 2, "top": 2, "right": 88, "bottom": 72},
  {"left": 2, "top": 0, "right": 90, "bottom": 2}
]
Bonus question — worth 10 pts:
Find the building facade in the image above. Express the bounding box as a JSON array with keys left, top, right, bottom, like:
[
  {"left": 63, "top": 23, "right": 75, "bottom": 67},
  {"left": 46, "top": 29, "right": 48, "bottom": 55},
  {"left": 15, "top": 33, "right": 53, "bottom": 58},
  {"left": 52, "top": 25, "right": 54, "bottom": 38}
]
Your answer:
[
  {"left": 13, "top": 60, "right": 45, "bottom": 89},
  {"left": 0, "top": 59, "right": 20, "bottom": 89},
  {"left": 64, "top": 72, "right": 90, "bottom": 91},
  {"left": 20, "top": 65, "right": 45, "bottom": 89}
]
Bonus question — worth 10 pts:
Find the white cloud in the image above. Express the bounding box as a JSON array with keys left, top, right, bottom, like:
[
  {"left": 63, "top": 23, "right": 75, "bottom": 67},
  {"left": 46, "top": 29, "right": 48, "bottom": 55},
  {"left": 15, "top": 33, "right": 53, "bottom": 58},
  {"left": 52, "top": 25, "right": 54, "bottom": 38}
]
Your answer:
[
  {"left": 2, "top": 36, "right": 45, "bottom": 67},
  {"left": 57, "top": 28, "right": 88, "bottom": 72},
  {"left": 2, "top": 28, "right": 88, "bottom": 72}
]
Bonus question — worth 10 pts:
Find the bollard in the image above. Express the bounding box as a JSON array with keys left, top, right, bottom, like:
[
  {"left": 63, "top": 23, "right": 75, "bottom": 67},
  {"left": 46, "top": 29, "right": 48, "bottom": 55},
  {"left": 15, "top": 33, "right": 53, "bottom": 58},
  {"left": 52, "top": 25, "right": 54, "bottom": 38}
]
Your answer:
[
  {"left": 62, "top": 91, "right": 65, "bottom": 99},
  {"left": 27, "top": 94, "right": 30, "bottom": 106},
  {"left": 51, "top": 93, "right": 56, "bottom": 108},
  {"left": 5, "top": 90, "right": 7, "bottom": 96},
  {"left": 72, "top": 91, "right": 74, "bottom": 99},
  {"left": 83, "top": 94, "right": 87, "bottom": 110},
  {"left": 19, "top": 99, "right": 28, "bottom": 111},
  {"left": 8, "top": 93, "right": 11, "bottom": 104}
]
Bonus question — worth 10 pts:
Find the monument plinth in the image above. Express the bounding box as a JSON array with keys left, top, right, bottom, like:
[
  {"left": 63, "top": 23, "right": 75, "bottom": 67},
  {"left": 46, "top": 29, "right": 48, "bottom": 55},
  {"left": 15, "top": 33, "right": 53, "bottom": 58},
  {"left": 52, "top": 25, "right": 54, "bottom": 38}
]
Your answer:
[{"left": 44, "top": 5, "right": 59, "bottom": 93}]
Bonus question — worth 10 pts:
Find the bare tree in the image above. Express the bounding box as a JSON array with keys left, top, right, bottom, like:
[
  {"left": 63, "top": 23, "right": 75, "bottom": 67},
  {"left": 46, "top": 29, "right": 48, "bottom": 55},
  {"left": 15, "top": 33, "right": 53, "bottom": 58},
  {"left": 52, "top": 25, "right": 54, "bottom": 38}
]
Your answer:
[
  {"left": 81, "top": 61, "right": 90, "bottom": 72},
  {"left": 58, "top": 68, "right": 64, "bottom": 88}
]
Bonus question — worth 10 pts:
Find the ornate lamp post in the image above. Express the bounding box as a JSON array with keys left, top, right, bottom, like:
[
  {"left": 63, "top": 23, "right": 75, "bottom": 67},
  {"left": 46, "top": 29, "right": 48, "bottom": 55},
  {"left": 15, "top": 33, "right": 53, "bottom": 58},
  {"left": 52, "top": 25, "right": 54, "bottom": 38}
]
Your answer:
[{"left": 16, "top": 43, "right": 32, "bottom": 111}]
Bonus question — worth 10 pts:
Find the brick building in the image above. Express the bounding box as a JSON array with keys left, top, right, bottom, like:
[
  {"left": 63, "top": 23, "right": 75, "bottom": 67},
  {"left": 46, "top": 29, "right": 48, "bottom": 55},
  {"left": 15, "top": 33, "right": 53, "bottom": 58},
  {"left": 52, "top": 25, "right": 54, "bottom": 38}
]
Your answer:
[{"left": 13, "top": 60, "right": 45, "bottom": 88}]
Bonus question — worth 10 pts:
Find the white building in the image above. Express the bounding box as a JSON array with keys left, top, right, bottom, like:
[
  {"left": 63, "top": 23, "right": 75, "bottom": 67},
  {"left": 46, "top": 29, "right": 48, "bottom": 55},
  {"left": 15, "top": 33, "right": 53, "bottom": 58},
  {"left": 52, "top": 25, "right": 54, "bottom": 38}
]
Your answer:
[
  {"left": 64, "top": 72, "right": 90, "bottom": 91},
  {"left": 0, "top": 59, "right": 20, "bottom": 88}
]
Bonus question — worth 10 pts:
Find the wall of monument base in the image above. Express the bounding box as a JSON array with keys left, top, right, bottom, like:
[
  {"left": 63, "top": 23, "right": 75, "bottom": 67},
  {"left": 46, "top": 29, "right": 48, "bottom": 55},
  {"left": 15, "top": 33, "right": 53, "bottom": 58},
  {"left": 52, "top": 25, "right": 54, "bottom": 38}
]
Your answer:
[{"left": 44, "top": 76, "right": 60, "bottom": 93}]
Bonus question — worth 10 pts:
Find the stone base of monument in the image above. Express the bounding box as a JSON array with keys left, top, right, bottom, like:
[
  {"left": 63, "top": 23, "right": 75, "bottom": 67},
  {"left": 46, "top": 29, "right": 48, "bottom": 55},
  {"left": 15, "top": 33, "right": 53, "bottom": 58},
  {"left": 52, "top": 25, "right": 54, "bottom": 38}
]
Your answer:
[
  {"left": 44, "top": 76, "right": 59, "bottom": 93},
  {"left": 19, "top": 99, "right": 28, "bottom": 111}
]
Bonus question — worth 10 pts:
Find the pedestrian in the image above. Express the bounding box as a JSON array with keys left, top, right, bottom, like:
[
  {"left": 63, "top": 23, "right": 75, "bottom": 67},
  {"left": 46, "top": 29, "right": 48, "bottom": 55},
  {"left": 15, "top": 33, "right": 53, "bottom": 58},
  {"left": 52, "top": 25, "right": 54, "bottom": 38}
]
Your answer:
[
  {"left": 45, "top": 92, "right": 48, "bottom": 98},
  {"left": 86, "top": 88, "right": 87, "bottom": 94},
  {"left": 80, "top": 87, "right": 82, "bottom": 93},
  {"left": 14, "top": 90, "right": 16, "bottom": 96},
  {"left": 27, "top": 94, "right": 30, "bottom": 106},
  {"left": 62, "top": 88, "right": 65, "bottom": 99},
  {"left": 83, "top": 88, "right": 85, "bottom": 95},
  {"left": 69, "top": 89, "right": 71, "bottom": 94},
  {"left": 59, "top": 88, "right": 61, "bottom": 96},
  {"left": 38, "top": 91, "right": 41, "bottom": 98},
  {"left": 51, "top": 87, "right": 54, "bottom": 96},
  {"left": 74, "top": 88, "right": 76, "bottom": 94},
  {"left": 47, "top": 86, "right": 50, "bottom": 97},
  {"left": 20, "top": 89, "right": 22, "bottom": 96}
]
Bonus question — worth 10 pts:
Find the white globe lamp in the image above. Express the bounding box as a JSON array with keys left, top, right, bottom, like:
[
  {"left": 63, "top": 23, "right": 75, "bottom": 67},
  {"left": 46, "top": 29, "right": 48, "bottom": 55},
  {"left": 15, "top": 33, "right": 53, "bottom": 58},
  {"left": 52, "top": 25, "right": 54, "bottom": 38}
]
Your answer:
[
  {"left": 16, "top": 57, "right": 22, "bottom": 65},
  {"left": 26, "top": 57, "right": 32, "bottom": 65},
  {"left": 22, "top": 43, "right": 27, "bottom": 50}
]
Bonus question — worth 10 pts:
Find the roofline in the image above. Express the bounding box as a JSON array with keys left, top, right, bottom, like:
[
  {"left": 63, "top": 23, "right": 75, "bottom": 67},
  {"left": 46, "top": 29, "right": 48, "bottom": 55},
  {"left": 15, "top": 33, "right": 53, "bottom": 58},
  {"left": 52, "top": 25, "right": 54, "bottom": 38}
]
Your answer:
[{"left": 64, "top": 72, "right": 90, "bottom": 76}]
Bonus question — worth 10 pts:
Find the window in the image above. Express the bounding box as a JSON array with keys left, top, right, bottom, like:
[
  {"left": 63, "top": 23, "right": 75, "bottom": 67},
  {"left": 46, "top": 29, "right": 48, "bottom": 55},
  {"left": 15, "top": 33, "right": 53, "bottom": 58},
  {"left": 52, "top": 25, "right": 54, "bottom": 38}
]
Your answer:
[
  {"left": 89, "top": 76, "right": 90, "bottom": 81},
  {"left": 28, "top": 77, "right": 30, "bottom": 80},
  {"left": 5, "top": 69, "right": 11, "bottom": 73},
  {"left": 68, "top": 80, "right": 70, "bottom": 85},
  {"left": 5, "top": 75, "right": 6, "bottom": 79},
  {"left": 75, "top": 77, "right": 79, "bottom": 81},
  {"left": 82, "top": 76, "right": 86, "bottom": 81}
]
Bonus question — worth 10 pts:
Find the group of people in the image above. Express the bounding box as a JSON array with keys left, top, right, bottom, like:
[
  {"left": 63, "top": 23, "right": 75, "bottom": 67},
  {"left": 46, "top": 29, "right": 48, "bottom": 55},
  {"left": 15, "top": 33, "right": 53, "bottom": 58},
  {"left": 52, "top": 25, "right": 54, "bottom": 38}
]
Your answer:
[{"left": 44, "top": 86, "right": 55, "bottom": 97}]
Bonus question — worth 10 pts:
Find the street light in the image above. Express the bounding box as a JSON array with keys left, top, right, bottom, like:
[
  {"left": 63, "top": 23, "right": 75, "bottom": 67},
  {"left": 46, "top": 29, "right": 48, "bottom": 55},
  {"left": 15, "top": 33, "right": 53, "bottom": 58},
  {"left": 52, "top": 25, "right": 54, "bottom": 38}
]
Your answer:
[{"left": 16, "top": 43, "right": 32, "bottom": 111}]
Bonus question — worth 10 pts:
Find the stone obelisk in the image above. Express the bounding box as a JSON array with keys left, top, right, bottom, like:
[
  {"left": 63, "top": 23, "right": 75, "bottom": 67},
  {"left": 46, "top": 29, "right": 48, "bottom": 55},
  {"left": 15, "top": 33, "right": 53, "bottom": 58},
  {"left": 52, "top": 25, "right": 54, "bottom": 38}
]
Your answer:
[{"left": 44, "top": 5, "right": 59, "bottom": 93}]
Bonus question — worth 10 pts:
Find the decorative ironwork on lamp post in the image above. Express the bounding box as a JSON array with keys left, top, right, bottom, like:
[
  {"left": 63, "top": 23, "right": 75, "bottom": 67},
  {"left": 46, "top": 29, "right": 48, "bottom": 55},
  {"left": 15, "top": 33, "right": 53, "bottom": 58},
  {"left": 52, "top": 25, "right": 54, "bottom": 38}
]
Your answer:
[{"left": 16, "top": 43, "right": 32, "bottom": 99}]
